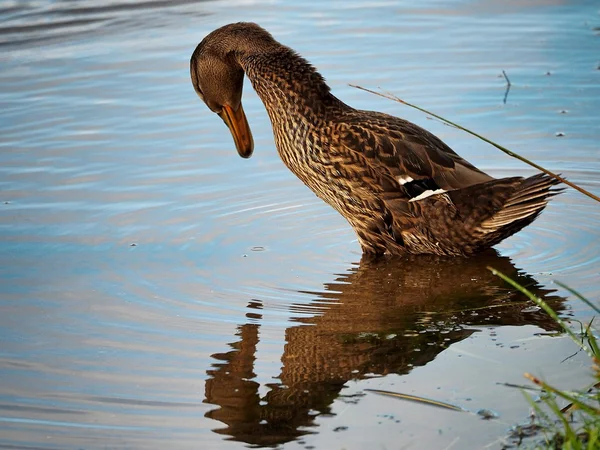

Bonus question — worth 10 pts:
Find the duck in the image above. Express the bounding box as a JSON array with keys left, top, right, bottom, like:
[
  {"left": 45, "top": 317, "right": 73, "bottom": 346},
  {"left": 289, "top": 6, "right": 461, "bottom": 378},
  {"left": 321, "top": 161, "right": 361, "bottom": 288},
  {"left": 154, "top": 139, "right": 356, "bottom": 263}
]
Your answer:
[{"left": 190, "top": 22, "right": 561, "bottom": 257}]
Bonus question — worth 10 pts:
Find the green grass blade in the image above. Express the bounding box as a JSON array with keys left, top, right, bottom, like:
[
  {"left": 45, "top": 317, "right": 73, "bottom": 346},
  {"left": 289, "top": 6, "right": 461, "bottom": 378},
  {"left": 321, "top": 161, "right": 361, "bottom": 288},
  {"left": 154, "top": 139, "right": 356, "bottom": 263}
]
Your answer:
[
  {"left": 488, "top": 267, "right": 595, "bottom": 359},
  {"left": 526, "top": 373, "right": 600, "bottom": 417},
  {"left": 554, "top": 282, "right": 600, "bottom": 357},
  {"left": 556, "top": 282, "right": 600, "bottom": 315}
]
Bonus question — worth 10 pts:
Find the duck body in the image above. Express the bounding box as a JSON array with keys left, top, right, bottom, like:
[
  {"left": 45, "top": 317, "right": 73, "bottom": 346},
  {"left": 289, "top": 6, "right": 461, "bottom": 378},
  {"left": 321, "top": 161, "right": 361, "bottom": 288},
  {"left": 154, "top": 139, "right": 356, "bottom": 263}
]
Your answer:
[{"left": 191, "top": 23, "right": 560, "bottom": 257}]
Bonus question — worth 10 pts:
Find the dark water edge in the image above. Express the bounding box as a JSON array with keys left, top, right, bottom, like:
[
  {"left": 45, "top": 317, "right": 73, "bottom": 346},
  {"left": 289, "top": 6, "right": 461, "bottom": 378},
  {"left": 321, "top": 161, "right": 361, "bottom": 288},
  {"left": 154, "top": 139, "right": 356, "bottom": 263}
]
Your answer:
[{"left": 0, "top": 0, "right": 599, "bottom": 448}]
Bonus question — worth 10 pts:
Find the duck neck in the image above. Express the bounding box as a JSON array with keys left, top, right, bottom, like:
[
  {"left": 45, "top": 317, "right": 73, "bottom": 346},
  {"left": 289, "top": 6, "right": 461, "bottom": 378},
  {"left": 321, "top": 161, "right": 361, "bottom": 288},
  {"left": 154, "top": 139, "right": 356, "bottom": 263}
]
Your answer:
[{"left": 235, "top": 46, "right": 346, "bottom": 126}]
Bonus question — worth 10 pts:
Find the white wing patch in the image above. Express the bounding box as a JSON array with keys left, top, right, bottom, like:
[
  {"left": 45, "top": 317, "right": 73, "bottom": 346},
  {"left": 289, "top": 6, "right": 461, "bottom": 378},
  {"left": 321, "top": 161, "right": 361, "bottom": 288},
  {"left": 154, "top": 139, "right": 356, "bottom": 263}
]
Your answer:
[
  {"left": 408, "top": 189, "right": 447, "bottom": 202},
  {"left": 397, "top": 175, "right": 414, "bottom": 185}
]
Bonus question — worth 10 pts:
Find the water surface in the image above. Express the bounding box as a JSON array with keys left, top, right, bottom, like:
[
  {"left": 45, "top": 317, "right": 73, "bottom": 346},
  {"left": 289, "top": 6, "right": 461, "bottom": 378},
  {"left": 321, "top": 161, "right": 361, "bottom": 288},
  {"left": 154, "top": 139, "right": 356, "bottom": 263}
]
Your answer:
[{"left": 1, "top": 0, "right": 599, "bottom": 448}]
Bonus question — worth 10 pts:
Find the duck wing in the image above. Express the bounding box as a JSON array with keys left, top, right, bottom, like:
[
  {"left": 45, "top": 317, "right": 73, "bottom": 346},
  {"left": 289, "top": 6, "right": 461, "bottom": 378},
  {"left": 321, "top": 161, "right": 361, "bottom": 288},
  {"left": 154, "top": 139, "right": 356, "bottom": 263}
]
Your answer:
[{"left": 335, "top": 110, "right": 494, "bottom": 200}]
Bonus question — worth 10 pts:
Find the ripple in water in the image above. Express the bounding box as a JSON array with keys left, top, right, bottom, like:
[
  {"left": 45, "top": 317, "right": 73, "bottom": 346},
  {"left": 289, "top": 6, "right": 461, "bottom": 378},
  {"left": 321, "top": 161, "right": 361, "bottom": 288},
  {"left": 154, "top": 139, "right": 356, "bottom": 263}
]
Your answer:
[{"left": 0, "top": 0, "right": 598, "bottom": 449}]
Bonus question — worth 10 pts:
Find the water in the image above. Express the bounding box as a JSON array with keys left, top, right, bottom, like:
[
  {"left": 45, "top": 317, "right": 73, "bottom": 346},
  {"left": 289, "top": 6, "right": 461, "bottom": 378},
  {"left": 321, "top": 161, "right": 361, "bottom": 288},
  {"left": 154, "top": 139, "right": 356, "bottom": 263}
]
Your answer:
[{"left": 0, "top": 0, "right": 599, "bottom": 448}]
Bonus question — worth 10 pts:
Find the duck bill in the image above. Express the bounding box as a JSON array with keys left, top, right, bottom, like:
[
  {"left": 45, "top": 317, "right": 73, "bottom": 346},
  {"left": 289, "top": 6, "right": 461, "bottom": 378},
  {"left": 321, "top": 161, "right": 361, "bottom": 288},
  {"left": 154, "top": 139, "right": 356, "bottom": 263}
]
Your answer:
[{"left": 218, "top": 104, "right": 254, "bottom": 158}]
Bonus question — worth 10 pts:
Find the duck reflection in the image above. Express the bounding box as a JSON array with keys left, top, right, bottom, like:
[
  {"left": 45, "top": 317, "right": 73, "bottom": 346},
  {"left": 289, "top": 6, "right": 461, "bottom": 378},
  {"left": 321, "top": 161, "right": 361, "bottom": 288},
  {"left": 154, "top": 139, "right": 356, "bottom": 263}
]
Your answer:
[{"left": 204, "top": 250, "right": 563, "bottom": 446}]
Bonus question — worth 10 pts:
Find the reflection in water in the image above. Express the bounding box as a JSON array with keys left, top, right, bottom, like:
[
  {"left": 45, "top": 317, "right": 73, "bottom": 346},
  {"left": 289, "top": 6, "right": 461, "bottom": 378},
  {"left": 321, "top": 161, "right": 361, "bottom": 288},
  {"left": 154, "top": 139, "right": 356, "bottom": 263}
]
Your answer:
[
  {"left": 204, "top": 251, "right": 564, "bottom": 446},
  {"left": 0, "top": 0, "right": 597, "bottom": 448}
]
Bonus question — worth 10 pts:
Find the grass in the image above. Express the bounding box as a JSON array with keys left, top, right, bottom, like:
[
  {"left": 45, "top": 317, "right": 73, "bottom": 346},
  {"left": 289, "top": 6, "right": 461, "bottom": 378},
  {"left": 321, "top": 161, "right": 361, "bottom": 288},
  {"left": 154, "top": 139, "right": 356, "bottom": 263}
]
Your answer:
[
  {"left": 490, "top": 268, "right": 600, "bottom": 449},
  {"left": 351, "top": 85, "right": 600, "bottom": 447}
]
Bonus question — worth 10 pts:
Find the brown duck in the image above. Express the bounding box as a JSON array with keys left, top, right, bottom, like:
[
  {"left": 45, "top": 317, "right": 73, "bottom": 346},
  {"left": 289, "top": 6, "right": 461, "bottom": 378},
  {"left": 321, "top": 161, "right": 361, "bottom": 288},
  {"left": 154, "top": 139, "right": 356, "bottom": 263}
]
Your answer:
[{"left": 190, "top": 22, "right": 561, "bottom": 257}]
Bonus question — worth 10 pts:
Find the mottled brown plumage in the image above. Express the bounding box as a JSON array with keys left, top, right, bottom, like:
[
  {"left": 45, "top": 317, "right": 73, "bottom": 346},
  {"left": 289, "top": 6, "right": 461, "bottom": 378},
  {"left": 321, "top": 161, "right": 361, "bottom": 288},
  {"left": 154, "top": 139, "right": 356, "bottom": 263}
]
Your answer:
[{"left": 190, "top": 22, "right": 561, "bottom": 256}]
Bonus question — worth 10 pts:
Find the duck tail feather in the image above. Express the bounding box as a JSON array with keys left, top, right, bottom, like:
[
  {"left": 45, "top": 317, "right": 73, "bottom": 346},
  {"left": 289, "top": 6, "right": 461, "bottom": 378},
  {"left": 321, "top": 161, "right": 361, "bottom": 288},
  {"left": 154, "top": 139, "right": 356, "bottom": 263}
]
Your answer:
[{"left": 480, "top": 173, "right": 562, "bottom": 232}]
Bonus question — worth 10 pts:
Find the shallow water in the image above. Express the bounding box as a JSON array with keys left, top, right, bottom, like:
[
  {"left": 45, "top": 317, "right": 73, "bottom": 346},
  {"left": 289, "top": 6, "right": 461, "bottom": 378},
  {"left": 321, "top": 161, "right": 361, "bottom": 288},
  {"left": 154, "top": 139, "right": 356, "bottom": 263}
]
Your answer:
[{"left": 1, "top": 0, "right": 599, "bottom": 448}]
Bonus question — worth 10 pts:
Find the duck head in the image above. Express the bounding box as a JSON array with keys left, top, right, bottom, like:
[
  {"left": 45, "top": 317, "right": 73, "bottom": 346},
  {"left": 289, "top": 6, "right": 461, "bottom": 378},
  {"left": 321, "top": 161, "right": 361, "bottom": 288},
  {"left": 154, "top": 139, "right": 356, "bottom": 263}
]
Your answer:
[{"left": 190, "top": 29, "right": 254, "bottom": 158}]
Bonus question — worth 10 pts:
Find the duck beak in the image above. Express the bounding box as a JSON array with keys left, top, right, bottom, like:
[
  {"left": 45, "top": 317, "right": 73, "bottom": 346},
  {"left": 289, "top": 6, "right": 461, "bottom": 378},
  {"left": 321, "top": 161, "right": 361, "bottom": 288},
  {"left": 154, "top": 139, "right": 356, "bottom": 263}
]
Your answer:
[{"left": 218, "top": 104, "right": 254, "bottom": 158}]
